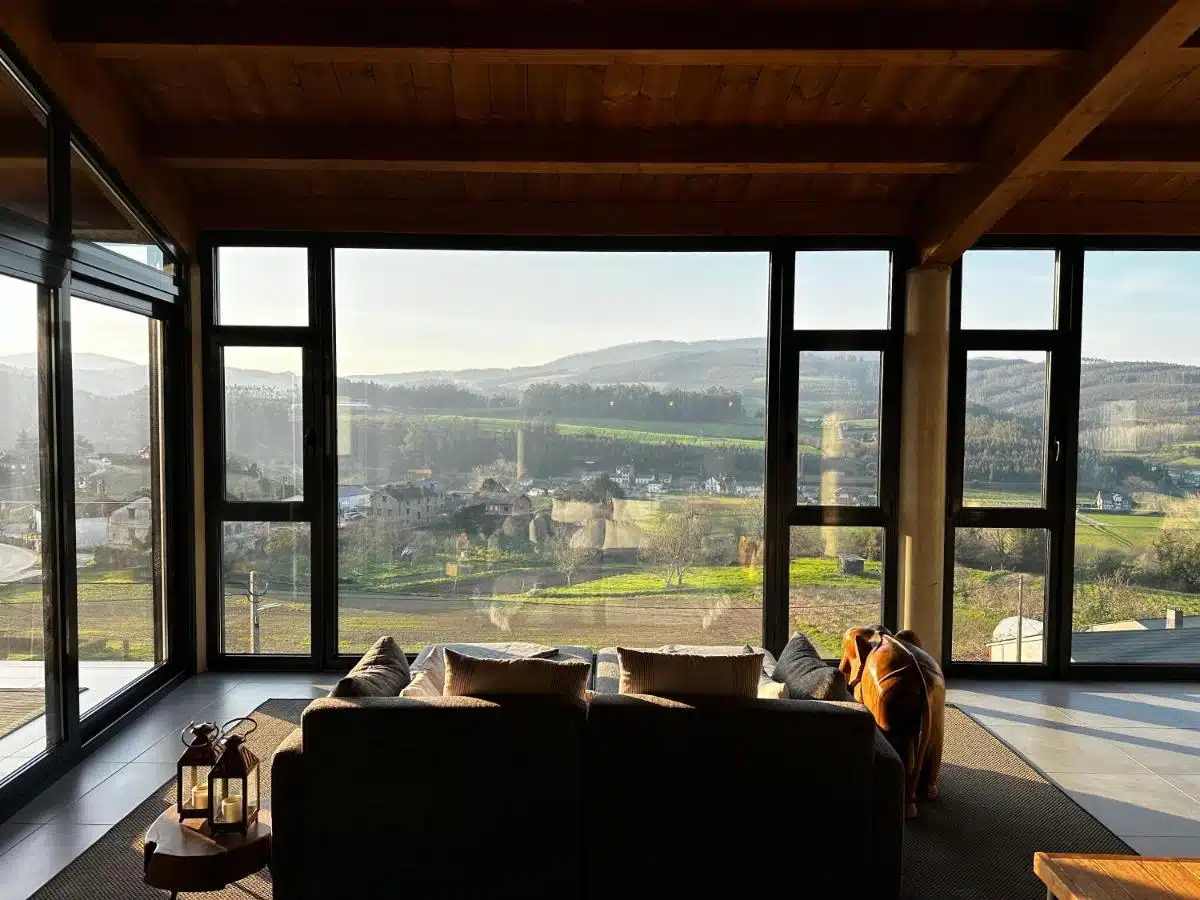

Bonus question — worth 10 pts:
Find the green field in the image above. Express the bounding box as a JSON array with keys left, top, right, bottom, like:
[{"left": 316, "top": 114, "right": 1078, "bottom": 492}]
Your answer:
[
  {"left": 418, "top": 411, "right": 768, "bottom": 450},
  {"left": 1074, "top": 511, "right": 1167, "bottom": 552}
]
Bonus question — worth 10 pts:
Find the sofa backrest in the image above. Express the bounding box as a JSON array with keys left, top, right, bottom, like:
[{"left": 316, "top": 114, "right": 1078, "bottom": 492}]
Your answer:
[
  {"left": 300, "top": 694, "right": 587, "bottom": 899},
  {"left": 584, "top": 693, "right": 878, "bottom": 895}
]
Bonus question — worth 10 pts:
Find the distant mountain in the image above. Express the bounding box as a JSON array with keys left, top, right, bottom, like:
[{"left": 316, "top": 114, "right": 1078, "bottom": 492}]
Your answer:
[
  {"left": 349, "top": 338, "right": 770, "bottom": 398},
  {"left": 0, "top": 352, "right": 148, "bottom": 398},
  {"left": 968, "top": 355, "right": 1200, "bottom": 424},
  {"left": 0, "top": 352, "right": 134, "bottom": 372}
]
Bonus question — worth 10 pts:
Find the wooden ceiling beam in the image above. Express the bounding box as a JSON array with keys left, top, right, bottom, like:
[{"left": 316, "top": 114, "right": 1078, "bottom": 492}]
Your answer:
[
  {"left": 916, "top": 0, "right": 1200, "bottom": 265},
  {"left": 4, "top": 0, "right": 195, "bottom": 251},
  {"left": 196, "top": 198, "right": 911, "bottom": 237},
  {"left": 53, "top": 7, "right": 1081, "bottom": 67},
  {"left": 144, "top": 124, "right": 978, "bottom": 176},
  {"left": 999, "top": 200, "right": 1200, "bottom": 234},
  {"left": 128, "top": 121, "right": 1200, "bottom": 176}
]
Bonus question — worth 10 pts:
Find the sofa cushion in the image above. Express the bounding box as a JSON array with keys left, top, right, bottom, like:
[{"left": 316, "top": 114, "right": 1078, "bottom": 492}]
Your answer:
[
  {"left": 595, "top": 645, "right": 776, "bottom": 695},
  {"left": 444, "top": 647, "right": 590, "bottom": 699},
  {"left": 330, "top": 636, "right": 411, "bottom": 698},
  {"left": 773, "top": 634, "right": 851, "bottom": 701},
  {"left": 401, "top": 642, "right": 576, "bottom": 698},
  {"left": 617, "top": 646, "right": 763, "bottom": 699}
]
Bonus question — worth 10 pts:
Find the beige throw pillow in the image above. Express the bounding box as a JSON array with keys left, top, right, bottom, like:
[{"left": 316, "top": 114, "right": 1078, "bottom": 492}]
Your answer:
[
  {"left": 617, "top": 647, "right": 764, "bottom": 699},
  {"left": 443, "top": 647, "right": 590, "bottom": 700}
]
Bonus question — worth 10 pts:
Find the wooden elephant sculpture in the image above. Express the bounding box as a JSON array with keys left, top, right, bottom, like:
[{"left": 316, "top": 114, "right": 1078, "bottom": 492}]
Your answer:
[{"left": 839, "top": 626, "right": 945, "bottom": 819}]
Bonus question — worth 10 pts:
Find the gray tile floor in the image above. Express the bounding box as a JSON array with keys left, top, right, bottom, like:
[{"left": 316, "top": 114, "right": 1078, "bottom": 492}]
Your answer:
[
  {"left": 0, "top": 676, "right": 1196, "bottom": 899},
  {"left": 0, "top": 673, "right": 336, "bottom": 900},
  {"left": 950, "top": 681, "right": 1200, "bottom": 857}
]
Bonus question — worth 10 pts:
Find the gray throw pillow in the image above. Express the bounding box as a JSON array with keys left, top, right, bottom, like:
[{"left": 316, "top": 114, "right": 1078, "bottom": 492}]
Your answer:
[
  {"left": 773, "top": 634, "right": 851, "bottom": 701},
  {"left": 331, "top": 636, "right": 411, "bottom": 698}
]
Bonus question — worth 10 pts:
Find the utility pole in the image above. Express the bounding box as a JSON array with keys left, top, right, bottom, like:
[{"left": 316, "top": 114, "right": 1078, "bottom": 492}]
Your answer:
[
  {"left": 1016, "top": 574, "right": 1024, "bottom": 663},
  {"left": 247, "top": 571, "right": 281, "bottom": 654}
]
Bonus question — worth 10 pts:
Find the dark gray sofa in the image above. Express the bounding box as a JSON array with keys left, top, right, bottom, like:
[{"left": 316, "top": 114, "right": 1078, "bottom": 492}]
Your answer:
[{"left": 272, "top": 648, "right": 904, "bottom": 900}]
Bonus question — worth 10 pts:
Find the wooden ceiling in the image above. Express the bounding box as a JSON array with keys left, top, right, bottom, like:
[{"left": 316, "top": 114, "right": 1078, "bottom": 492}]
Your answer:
[{"left": 10, "top": 0, "right": 1200, "bottom": 254}]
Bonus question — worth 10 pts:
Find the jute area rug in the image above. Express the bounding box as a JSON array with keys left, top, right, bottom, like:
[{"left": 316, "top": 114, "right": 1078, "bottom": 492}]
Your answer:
[{"left": 28, "top": 701, "right": 1132, "bottom": 900}]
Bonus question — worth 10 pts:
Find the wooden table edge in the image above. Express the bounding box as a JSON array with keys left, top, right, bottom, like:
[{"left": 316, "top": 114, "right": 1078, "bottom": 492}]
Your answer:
[{"left": 1035, "top": 851, "right": 1200, "bottom": 900}]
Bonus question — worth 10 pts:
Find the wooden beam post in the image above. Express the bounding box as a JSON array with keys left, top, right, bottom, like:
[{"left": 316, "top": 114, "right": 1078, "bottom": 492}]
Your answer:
[
  {"left": 897, "top": 265, "right": 952, "bottom": 663},
  {"left": 917, "top": 0, "right": 1200, "bottom": 265}
]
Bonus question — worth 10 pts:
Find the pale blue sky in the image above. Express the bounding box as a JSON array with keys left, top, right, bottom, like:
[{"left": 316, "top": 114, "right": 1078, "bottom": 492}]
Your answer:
[{"left": 2, "top": 248, "right": 1199, "bottom": 369}]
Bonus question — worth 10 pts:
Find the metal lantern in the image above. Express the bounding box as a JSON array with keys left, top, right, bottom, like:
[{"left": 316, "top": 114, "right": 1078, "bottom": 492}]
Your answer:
[
  {"left": 208, "top": 717, "right": 260, "bottom": 835},
  {"left": 177, "top": 721, "right": 222, "bottom": 821}
]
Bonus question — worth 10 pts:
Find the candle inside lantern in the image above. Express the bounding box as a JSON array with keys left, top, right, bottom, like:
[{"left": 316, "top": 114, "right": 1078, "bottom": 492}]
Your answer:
[
  {"left": 220, "top": 795, "right": 242, "bottom": 822},
  {"left": 190, "top": 785, "right": 209, "bottom": 810}
]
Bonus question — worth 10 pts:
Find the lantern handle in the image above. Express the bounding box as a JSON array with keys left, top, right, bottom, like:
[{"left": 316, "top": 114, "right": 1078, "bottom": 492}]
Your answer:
[
  {"left": 219, "top": 716, "right": 259, "bottom": 738},
  {"left": 181, "top": 721, "right": 218, "bottom": 748}
]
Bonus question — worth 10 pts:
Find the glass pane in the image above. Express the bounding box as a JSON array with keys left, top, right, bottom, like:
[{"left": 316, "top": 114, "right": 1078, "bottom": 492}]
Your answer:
[
  {"left": 964, "top": 351, "right": 1047, "bottom": 508},
  {"left": 797, "top": 351, "right": 880, "bottom": 505},
  {"left": 224, "top": 347, "right": 303, "bottom": 501},
  {"left": 0, "top": 274, "right": 51, "bottom": 781},
  {"left": 788, "top": 527, "right": 883, "bottom": 658},
  {"left": 0, "top": 63, "right": 48, "bottom": 225},
  {"left": 217, "top": 247, "right": 309, "bottom": 326},
  {"left": 961, "top": 250, "right": 1056, "bottom": 330},
  {"left": 70, "top": 146, "right": 169, "bottom": 272},
  {"left": 794, "top": 251, "right": 890, "bottom": 329},
  {"left": 1072, "top": 251, "right": 1200, "bottom": 664},
  {"left": 221, "top": 522, "right": 311, "bottom": 655},
  {"left": 951, "top": 528, "right": 1048, "bottom": 662},
  {"left": 71, "top": 299, "right": 167, "bottom": 711},
  {"left": 334, "top": 249, "right": 767, "bottom": 652}
]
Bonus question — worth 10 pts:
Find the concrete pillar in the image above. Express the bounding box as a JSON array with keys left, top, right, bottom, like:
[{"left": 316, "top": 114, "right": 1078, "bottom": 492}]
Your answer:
[{"left": 897, "top": 265, "right": 952, "bottom": 662}]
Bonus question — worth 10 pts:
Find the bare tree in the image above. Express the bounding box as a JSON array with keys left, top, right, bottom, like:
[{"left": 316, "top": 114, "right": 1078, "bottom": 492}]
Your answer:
[
  {"left": 642, "top": 509, "right": 705, "bottom": 588},
  {"left": 549, "top": 525, "right": 591, "bottom": 586}
]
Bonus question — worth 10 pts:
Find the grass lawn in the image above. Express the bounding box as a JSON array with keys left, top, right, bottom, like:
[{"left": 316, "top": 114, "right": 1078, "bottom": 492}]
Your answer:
[
  {"left": 423, "top": 413, "right": 766, "bottom": 450},
  {"left": 1075, "top": 511, "right": 1166, "bottom": 552}
]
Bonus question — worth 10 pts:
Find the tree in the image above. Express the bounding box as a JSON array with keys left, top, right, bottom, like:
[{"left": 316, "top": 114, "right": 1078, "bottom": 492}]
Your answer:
[
  {"left": 642, "top": 508, "right": 706, "bottom": 588},
  {"left": 549, "top": 525, "right": 592, "bottom": 586}
]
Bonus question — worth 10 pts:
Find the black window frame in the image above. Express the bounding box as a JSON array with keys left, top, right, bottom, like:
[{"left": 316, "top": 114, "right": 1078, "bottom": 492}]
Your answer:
[
  {"left": 0, "top": 37, "right": 193, "bottom": 823},
  {"left": 945, "top": 237, "right": 1200, "bottom": 681},
  {"left": 201, "top": 234, "right": 910, "bottom": 667}
]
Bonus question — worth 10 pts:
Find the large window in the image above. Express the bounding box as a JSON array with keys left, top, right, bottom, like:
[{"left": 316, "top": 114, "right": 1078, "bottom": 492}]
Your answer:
[
  {"left": 0, "top": 60, "right": 48, "bottom": 227},
  {"left": 213, "top": 247, "right": 312, "bottom": 657},
  {"left": 1071, "top": 252, "right": 1200, "bottom": 665},
  {"left": 71, "top": 299, "right": 168, "bottom": 711},
  {"left": 333, "top": 250, "right": 767, "bottom": 653},
  {"left": 948, "top": 249, "right": 1062, "bottom": 665},
  {"left": 0, "top": 44, "right": 184, "bottom": 814},
  {"left": 0, "top": 275, "right": 52, "bottom": 780},
  {"left": 787, "top": 251, "right": 900, "bottom": 653}
]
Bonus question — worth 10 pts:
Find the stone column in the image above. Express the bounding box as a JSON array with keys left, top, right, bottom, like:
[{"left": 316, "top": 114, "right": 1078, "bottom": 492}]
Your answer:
[{"left": 897, "top": 265, "right": 952, "bottom": 662}]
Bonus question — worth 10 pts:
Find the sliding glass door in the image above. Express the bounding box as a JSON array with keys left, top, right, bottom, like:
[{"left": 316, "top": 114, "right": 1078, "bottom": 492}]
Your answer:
[{"left": 0, "top": 43, "right": 188, "bottom": 814}]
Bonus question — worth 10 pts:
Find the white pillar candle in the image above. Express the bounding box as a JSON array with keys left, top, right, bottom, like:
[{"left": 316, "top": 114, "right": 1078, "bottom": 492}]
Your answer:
[
  {"left": 190, "top": 785, "right": 209, "bottom": 810},
  {"left": 220, "top": 795, "right": 242, "bottom": 822}
]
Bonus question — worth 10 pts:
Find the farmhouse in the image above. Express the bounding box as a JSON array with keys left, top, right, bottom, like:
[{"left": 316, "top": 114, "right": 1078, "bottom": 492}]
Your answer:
[
  {"left": 1096, "top": 490, "right": 1134, "bottom": 512},
  {"left": 370, "top": 483, "right": 445, "bottom": 526},
  {"left": 106, "top": 496, "right": 152, "bottom": 547}
]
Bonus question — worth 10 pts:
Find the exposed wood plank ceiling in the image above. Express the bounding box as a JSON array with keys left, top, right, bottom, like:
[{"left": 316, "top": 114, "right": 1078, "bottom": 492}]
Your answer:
[{"left": 8, "top": 0, "right": 1200, "bottom": 247}]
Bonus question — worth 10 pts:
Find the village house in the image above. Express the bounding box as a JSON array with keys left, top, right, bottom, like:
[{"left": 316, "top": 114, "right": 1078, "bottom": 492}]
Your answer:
[
  {"left": 338, "top": 484, "right": 373, "bottom": 519},
  {"left": 477, "top": 491, "right": 532, "bottom": 517},
  {"left": 1096, "top": 490, "right": 1134, "bottom": 512},
  {"left": 370, "top": 483, "right": 445, "bottom": 527},
  {"left": 106, "top": 496, "right": 153, "bottom": 547}
]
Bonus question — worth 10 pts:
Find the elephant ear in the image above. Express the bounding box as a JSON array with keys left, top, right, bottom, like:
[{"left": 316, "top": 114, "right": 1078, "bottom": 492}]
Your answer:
[
  {"left": 842, "top": 630, "right": 875, "bottom": 692},
  {"left": 896, "top": 628, "right": 923, "bottom": 649}
]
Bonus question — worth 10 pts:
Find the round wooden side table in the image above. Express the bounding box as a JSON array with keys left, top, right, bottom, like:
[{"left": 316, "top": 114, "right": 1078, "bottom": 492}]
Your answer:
[{"left": 143, "top": 807, "right": 272, "bottom": 900}]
